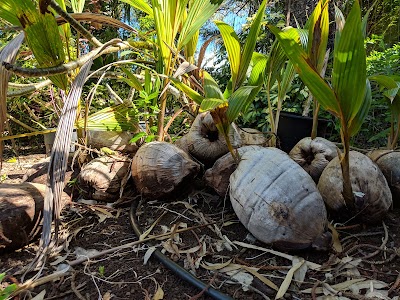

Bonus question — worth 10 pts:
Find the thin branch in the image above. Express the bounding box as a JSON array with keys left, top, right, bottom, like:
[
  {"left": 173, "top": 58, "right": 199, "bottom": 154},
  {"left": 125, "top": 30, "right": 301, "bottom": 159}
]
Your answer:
[
  {"left": 2, "top": 39, "right": 128, "bottom": 77},
  {"left": 7, "top": 79, "right": 53, "bottom": 97},
  {"left": 49, "top": 0, "right": 102, "bottom": 47}
]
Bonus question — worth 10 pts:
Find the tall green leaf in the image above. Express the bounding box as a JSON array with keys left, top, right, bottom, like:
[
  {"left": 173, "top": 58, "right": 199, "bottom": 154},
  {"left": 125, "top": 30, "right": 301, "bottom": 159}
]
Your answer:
[
  {"left": 118, "top": 0, "right": 153, "bottom": 16},
  {"left": 226, "top": 86, "right": 259, "bottom": 123},
  {"left": 200, "top": 98, "right": 227, "bottom": 112},
  {"left": 305, "top": 0, "right": 329, "bottom": 72},
  {"left": 332, "top": 0, "right": 366, "bottom": 125},
  {"left": 236, "top": 0, "right": 268, "bottom": 90},
  {"left": 177, "top": 0, "right": 223, "bottom": 50},
  {"left": 348, "top": 79, "right": 372, "bottom": 135},
  {"left": 215, "top": 20, "right": 241, "bottom": 91},
  {"left": 169, "top": 78, "right": 204, "bottom": 104},
  {"left": 268, "top": 25, "right": 339, "bottom": 115},
  {"left": 120, "top": 67, "right": 144, "bottom": 91},
  {"left": 203, "top": 71, "right": 224, "bottom": 100}
]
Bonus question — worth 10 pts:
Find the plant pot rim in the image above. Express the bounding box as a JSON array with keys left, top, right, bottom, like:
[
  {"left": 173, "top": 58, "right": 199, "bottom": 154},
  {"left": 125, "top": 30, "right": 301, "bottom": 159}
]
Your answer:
[{"left": 279, "top": 111, "right": 330, "bottom": 123}]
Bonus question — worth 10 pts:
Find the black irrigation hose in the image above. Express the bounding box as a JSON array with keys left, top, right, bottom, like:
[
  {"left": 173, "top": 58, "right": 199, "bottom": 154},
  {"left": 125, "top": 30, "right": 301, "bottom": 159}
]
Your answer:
[{"left": 129, "top": 201, "right": 233, "bottom": 300}]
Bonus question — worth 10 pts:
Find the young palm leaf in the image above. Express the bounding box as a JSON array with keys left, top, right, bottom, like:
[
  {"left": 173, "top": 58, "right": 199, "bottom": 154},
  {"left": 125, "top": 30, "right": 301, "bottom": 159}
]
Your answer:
[
  {"left": 269, "top": 0, "right": 367, "bottom": 208},
  {"left": 0, "top": 0, "right": 68, "bottom": 90},
  {"left": 215, "top": 0, "right": 268, "bottom": 96},
  {"left": 119, "top": 0, "right": 223, "bottom": 140},
  {"left": 369, "top": 75, "right": 400, "bottom": 149}
]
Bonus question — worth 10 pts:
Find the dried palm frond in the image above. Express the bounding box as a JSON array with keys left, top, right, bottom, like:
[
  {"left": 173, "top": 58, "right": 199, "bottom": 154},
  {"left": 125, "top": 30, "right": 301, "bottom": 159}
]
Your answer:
[
  {"left": 23, "top": 60, "right": 93, "bottom": 280},
  {"left": 76, "top": 104, "right": 139, "bottom": 132},
  {"left": 0, "top": 33, "right": 24, "bottom": 167}
]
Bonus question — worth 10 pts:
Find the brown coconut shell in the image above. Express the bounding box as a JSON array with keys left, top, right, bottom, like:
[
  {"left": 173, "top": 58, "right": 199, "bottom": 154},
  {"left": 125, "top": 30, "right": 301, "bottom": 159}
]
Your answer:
[
  {"left": 187, "top": 112, "right": 241, "bottom": 165},
  {"left": 318, "top": 151, "right": 392, "bottom": 224},
  {"left": 0, "top": 183, "right": 70, "bottom": 252},
  {"left": 86, "top": 130, "right": 139, "bottom": 153},
  {"left": 204, "top": 145, "right": 263, "bottom": 197},
  {"left": 230, "top": 147, "right": 328, "bottom": 250},
  {"left": 289, "top": 137, "right": 338, "bottom": 182},
  {"left": 132, "top": 141, "right": 200, "bottom": 199},
  {"left": 22, "top": 157, "right": 79, "bottom": 196},
  {"left": 78, "top": 155, "right": 131, "bottom": 202},
  {"left": 174, "top": 134, "right": 190, "bottom": 154},
  {"left": 368, "top": 150, "right": 400, "bottom": 207},
  {"left": 239, "top": 128, "right": 268, "bottom": 146}
]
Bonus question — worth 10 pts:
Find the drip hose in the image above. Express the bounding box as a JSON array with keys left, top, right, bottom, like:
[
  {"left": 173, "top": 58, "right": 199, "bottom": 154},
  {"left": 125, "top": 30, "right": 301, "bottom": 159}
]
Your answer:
[{"left": 129, "top": 201, "right": 233, "bottom": 300}]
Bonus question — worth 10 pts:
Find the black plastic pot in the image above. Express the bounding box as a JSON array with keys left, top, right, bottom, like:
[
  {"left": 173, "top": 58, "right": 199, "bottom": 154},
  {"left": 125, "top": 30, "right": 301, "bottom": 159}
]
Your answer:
[{"left": 277, "top": 111, "right": 329, "bottom": 153}]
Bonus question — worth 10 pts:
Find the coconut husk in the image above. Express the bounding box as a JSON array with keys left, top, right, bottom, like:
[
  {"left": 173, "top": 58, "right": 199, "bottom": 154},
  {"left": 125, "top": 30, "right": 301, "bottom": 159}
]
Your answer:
[
  {"left": 0, "top": 183, "right": 70, "bottom": 252},
  {"left": 204, "top": 145, "right": 263, "bottom": 197},
  {"left": 289, "top": 137, "right": 338, "bottom": 182},
  {"left": 131, "top": 141, "right": 200, "bottom": 199},
  {"left": 368, "top": 149, "right": 400, "bottom": 207},
  {"left": 186, "top": 112, "right": 241, "bottom": 166},
  {"left": 318, "top": 151, "right": 392, "bottom": 224},
  {"left": 22, "top": 156, "right": 79, "bottom": 196},
  {"left": 78, "top": 155, "right": 132, "bottom": 202},
  {"left": 86, "top": 130, "right": 139, "bottom": 153},
  {"left": 239, "top": 128, "right": 268, "bottom": 146},
  {"left": 174, "top": 134, "right": 190, "bottom": 154},
  {"left": 230, "top": 147, "right": 328, "bottom": 250}
]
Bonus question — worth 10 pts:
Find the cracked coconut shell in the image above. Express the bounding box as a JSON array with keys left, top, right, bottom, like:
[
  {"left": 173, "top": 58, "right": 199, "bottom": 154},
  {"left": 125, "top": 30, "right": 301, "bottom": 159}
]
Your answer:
[
  {"left": 289, "top": 137, "right": 338, "bottom": 182},
  {"left": 318, "top": 151, "right": 392, "bottom": 224},
  {"left": 131, "top": 141, "right": 200, "bottom": 198},
  {"left": 187, "top": 112, "right": 241, "bottom": 166},
  {"left": 230, "top": 147, "right": 328, "bottom": 250}
]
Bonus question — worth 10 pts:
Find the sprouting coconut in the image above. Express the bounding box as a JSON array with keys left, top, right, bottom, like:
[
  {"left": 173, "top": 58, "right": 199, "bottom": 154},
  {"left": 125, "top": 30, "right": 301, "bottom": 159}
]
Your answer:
[
  {"left": 204, "top": 145, "right": 263, "bottom": 197},
  {"left": 131, "top": 141, "right": 200, "bottom": 199},
  {"left": 186, "top": 112, "right": 241, "bottom": 166},
  {"left": 318, "top": 151, "right": 392, "bottom": 224},
  {"left": 289, "top": 137, "right": 338, "bottom": 182},
  {"left": 367, "top": 150, "right": 400, "bottom": 207},
  {"left": 230, "top": 147, "right": 330, "bottom": 250},
  {"left": 78, "top": 155, "right": 132, "bottom": 202}
]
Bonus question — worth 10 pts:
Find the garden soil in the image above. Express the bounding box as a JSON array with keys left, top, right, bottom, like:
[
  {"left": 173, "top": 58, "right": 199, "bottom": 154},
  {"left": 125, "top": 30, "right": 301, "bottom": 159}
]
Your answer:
[{"left": 1, "top": 151, "right": 400, "bottom": 300}]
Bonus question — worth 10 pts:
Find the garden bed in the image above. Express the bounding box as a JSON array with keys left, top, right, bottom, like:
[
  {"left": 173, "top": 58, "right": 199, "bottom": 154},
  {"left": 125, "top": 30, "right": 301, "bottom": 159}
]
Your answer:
[{"left": 1, "top": 154, "right": 400, "bottom": 300}]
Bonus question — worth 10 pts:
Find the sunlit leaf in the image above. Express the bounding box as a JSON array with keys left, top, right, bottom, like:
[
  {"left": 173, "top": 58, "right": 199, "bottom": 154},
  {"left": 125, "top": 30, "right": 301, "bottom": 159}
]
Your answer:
[
  {"left": 170, "top": 78, "right": 204, "bottom": 105},
  {"left": 226, "top": 86, "right": 259, "bottom": 124},
  {"left": 268, "top": 25, "right": 339, "bottom": 115},
  {"left": 177, "top": 0, "right": 223, "bottom": 50},
  {"left": 203, "top": 71, "right": 224, "bottom": 100},
  {"left": 215, "top": 20, "right": 241, "bottom": 91},
  {"left": 332, "top": 0, "right": 366, "bottom": 126},
  {"left": 237, "top": 0, "right": 268, "bottom": 90},
  {"left": 118, "top": 0, "right": 153, "bottom": 17},
  {"left": 200, "top": 98, "right": 227, "bottom": 112},
  {"left": 305, "top": 0, "right": 329, "bottom": 71},
  {"left": 120, "top": 67, "right": 144, "bottom": 91}
]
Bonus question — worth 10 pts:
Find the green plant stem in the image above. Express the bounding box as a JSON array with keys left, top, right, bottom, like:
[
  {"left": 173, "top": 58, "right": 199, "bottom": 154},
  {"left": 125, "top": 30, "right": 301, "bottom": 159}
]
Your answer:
[
  {"left": 224, "top": 130, "right": 239, "bottom": 164},
  {"left": 7, "top": 114, "right": 37, "bottom": 132},
  {"left": 266, "top": 77, "right": 276, "bottom": 147},
  {"left": 390, "top": 112, "right": 400, "bottom": 150},
  {"left": 157, "top": 83, "right": 168, "bottom": 141},
  {"left": 311, "top": 100, "right": 320, "bottom": 139},
  {"left": 339, "top": 122, "right": 355, "bottom": 210}
]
